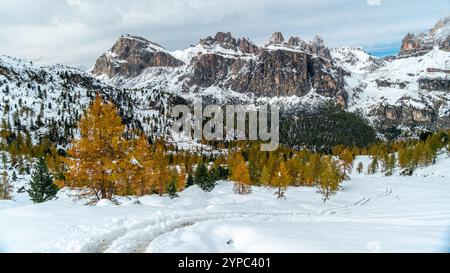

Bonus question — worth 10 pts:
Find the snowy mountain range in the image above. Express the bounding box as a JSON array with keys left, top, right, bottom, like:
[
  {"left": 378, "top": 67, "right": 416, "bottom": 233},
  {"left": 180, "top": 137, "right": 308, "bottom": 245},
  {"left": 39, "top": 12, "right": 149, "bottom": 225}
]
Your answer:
[{"left": 1, "top": 17, "right": 449, "bottom": 147}]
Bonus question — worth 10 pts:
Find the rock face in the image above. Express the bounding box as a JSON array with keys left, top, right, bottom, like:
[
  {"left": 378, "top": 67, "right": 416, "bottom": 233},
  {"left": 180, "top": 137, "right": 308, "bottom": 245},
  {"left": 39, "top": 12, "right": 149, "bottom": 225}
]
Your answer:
[
  {"left": 399, "top": 33, "right": 434, "bottom": 57},
  {"left": 419, "top": 78, "right": 450, "bottom": 92},
  {"left": 372, "top": 104, "right": 437, "bottom": 130},
  {"left": 199, "top": 32, "right": 259, "bottom": 54},
  {"left": 265, "top": 31, "right": 285, "bottom": 47},
  {"left": 92, "top": 35, "right": 184, "bottom": 78},
  {"left": 399, "top": 16, "right": 450, "bottom": 57},
  {"left": 188, "top": 32, "right": 343, "bottom": 100},
  {"left": 266, "top": 32, "right": 332, "bottom": 60}
]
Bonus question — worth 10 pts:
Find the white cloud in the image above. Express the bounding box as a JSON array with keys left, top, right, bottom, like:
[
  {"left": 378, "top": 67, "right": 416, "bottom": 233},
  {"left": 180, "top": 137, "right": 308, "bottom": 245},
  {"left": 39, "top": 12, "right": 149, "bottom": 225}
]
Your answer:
[
  {"left": 367, "top": 0, "right": 382, "bottom": 6},
  {"left": 67, "top": 0, "right": 81, "bottom": 7}
]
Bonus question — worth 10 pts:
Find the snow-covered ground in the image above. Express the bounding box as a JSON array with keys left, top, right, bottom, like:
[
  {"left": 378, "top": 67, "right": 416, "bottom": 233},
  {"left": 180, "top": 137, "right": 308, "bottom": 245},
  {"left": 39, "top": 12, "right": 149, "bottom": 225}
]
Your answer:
[{"left": 0, "top": 155, "right": 450, "bottom": 253}]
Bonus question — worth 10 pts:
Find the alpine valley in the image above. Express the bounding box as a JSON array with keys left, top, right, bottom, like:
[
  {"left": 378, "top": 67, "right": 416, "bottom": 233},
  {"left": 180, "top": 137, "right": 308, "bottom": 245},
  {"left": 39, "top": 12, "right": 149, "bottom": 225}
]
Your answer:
[{"left": 1, "top": 15, "right": 450, "bottom": 254}]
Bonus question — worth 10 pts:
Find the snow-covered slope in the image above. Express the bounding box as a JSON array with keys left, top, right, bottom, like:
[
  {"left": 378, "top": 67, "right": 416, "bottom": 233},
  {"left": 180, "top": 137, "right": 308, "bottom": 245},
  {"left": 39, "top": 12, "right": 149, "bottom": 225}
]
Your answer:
[
  {"left": 0, "top": 54, "right": 187, "bottom": 146},
  {"left": 1, "top": 154, "right": 450, "bottom": 253},
  {"left": 399, "top": 16, "right": 450, "bottom": 57},
  {"left": 340, "top": 47, "right": 450, "bottom": 131},
  {"left": 331, "top": 47, "right": 385, "bottom": 75},
  {"left": 0, "top": 55, "right": 104, "bottom": 145}
]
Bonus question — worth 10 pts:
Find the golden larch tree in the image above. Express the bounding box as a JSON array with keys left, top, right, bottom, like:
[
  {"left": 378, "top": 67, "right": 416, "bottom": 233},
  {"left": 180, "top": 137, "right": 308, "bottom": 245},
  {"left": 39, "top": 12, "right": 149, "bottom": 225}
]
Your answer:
[
  {"left": 177, "top": 167, "right": 187, "bottom": 191},
  {"left": 318, "top": 156, "right": 342, "bottom": 202},
  {"left": 153, "top": 141, "right": 169, "bottom": 196},
  {"left": 272, "top": 162, "right": 292, "bottom": 199},
  {"left": 259, "top": 166, "right": 272, "bottom": 187},
  {"left": 230, "top": 153, "right": 252, "bottom": 195},
  {"left": 339, "top": 149, "right": 354, "bottom": 179},
  {"left": 63, "top": 95, "right": 131, "bottom": 201},
  {"left": 129, "top": 134, "right": 156, "bottom": 196}
]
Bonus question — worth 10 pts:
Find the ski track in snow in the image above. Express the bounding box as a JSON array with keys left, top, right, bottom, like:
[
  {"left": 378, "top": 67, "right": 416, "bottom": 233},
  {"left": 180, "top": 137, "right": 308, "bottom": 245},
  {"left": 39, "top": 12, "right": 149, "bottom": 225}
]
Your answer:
[
  {"left": 320, "top": 197, "right": 371, "bottom": 216},
  {"left": 57, "top": 185, "right": 440, "bottom": 253},
  {"left": 319, "top": 185, "right": 393, "bottom": 216},
  {"left": 59, "top": 212, "right": 311, "bottom": 253}
]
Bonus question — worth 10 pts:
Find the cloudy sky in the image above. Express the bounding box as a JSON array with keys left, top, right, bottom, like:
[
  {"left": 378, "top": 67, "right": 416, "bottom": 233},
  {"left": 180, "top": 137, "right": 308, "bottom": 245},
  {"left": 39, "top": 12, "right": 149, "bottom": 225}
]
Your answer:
[{"left": 0, "top": 0, "right": 448, "bottom": 69}]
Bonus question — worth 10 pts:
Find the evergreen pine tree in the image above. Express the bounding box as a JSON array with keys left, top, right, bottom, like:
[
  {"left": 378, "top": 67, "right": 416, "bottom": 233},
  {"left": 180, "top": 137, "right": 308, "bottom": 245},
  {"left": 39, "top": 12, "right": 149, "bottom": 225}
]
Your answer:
[
  {"left": 186, "top": 173, "right": 194, "bottom": 188},
  {"left": 210, "top": 166, "right": 222, "bottom": 182},
  {"left": 28, "top": 158, "right": 58, "bottom": 203},
  {"left": 167, "top": 173, "right": 178, "bottom": 199},
  {"left": 1, "top": 152, "right": 6, "bottom": 169},
  {"left": 194, "top": 163, "right": 215, "bottom": 192},
  {"left": 356, "top": 162, "right": 364, "bottom": 174},
  {"left": 367, "top": 157, "right": 379, "bottom": 175}
]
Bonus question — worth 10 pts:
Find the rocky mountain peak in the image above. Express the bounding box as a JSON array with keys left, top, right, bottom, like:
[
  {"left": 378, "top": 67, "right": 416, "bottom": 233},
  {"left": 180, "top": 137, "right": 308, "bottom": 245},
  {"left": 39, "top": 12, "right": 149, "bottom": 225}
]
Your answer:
[
  {"left": 199, "top": 32, "right": 259, "bottom": 54},
  {"left": 430, "top": 16, "right": 450, "bottom": 35},
  {"left": 265, "top": 31, "right": 285, "bottom": 46},
  {"left": 213, "top": 32, "right": 236, "bottom": 45},
  {"left": 199, "top": 32, "right": 237, "bottom": 49},
  {"left": 399, "top": 16, "right": 450, "bottom": 57},
  {"left": 265, "top": 32, "right": 331, "bottom": 59},
  {"left": 92, "top": 34, "right": 184, "bottom": 78},
  {"left": 237, "top": 37, "right": 260, "bottom": 54},
  {"left": 114, "top": 34, "right": 166, "bottom": 53}
]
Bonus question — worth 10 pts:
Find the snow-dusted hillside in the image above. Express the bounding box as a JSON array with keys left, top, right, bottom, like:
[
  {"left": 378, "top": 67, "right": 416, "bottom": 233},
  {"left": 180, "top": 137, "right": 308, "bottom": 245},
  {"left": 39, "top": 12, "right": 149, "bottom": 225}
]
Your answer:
[
  {"left": 337, "top": 47, "right": 450, "bottom": 131},
  {"left": 1, "top": 154, "right": 449, "bottom": 253},
  {"left": 331, "top": 17, "right": 450, "bottom": 133},
  {"left": 0, "top": 54, "right": 185, "bottom": 145},
  {"left": 331, "top": 47, "right": 386, "bottom": 75}
]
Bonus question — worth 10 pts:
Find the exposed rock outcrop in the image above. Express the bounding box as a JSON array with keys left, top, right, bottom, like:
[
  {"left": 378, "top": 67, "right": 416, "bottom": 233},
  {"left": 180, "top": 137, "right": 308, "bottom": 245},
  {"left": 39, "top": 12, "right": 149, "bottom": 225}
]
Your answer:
[
  {"left": 399, "top": 33, "right": 434, "bottom": 57},
  {"left": 399, "top": 16, "right": 450, "bottom": 57},
  {"left": 372, "top": 103, "right": 437, "bottom": 130},
  {"left": 199, "top": 32, "right": 259, "bottom": 54},
  {"left": 419, "top": 78, "right": 450, "bottom": 92},
  {"left": 266, "top": 32, "right": 332, "bottom": 60},
  {"left": 92, "top": 35, "right": 184, "bottom": 78},
  {"left": 265, "top": 31, "right": 285, "bottom": 47},
  {"left": 188, "top": 36, "right": 343, "bottom": 100}
]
